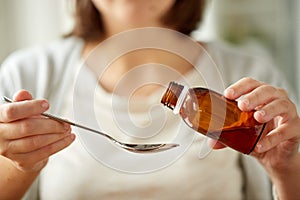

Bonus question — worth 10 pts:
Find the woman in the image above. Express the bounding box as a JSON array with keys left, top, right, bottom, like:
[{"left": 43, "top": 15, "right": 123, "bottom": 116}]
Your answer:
[{"left": 0, "top": 0, "right": 299, "bottom": 199}]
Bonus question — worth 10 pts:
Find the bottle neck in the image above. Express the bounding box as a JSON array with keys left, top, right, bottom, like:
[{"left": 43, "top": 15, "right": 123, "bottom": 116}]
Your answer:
[{"left": 161, "top": 82, "right": 189, "bottom": 114}]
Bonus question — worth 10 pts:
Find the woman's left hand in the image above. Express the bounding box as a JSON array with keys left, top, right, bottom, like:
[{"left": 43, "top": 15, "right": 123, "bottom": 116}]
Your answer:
[
  {"left": 222, "top": 77, "right": 300, "bottom": 174},
  {"left": 220, "top": 77, "right": 300, "bottom": 200}
]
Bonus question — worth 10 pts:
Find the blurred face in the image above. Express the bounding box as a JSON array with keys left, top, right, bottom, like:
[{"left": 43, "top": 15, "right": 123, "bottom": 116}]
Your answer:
[{"left": 91, "top": 0, "right": 175, "bottom": 27}]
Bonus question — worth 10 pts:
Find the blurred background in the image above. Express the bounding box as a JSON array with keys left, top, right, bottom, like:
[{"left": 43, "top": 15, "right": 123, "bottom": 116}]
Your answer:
[{"left": 0, "top": 0, "right": 299, "bottom": 101}]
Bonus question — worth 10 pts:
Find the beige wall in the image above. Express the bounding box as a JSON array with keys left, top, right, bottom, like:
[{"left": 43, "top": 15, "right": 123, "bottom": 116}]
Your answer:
[
  {"left": 0, "top": 0, "right": 73, "bottom": 62},
  {"left": 214, "top": 0, "right": 299, "bottom": 101},
  {"left": 0, "top": 0, "right": 215, "bottom": 64},
  {"left": 297, "top": 0, "right": 300, "bottom": 99}
]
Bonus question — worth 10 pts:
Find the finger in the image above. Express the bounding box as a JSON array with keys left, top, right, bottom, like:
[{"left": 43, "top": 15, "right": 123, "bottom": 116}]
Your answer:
[
  {"left": 7, "top": 131, "right": 72, "bottom": 154},
  {"left": 237, "top": 85, "right": 289, "bottom": 111},
  {"left": 254, "top": 98, "right": 297, "bottom": 123},
  {"left": 11, "top": 134, "right": 75, "bottom": 170},
  {"left": 13, "top": 90, "right": 33, "bottom": 101},
  {"left": 1, "top": 118, "right": 70, "bottom": 139},
  {"left": 255, "top": 120, "right": 299, "bottom": 153},
  {"left": 224, "top": 77, "right": 263, "bottom": 100},
  {"left": 0, "top": 99, "right": 49, "bottom": 122}
]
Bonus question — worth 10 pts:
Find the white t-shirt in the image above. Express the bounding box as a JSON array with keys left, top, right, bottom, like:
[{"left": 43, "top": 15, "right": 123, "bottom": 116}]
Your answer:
[
  {"left": 38, "top": 60, "right": 243, "bottom": 200},
  {"left": 1, "top": 36, "right": 287, "bottom": 200}
]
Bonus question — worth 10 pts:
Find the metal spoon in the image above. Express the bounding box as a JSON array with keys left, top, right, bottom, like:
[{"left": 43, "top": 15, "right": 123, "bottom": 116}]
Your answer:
[{"left": 2, "top": 96, "right": 179, "bottom": 153}]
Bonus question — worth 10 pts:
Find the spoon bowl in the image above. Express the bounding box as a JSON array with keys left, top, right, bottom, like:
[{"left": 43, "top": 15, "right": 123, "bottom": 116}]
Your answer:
[
  {"left": 3, "top": 96, "right": 179, "bottom": 153},
  {"left": 116, "top": 143, "right": 179, "bottom": 153}
]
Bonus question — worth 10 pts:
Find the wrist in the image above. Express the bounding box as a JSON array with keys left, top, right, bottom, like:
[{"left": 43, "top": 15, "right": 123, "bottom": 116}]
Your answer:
[
  {"left": 270, "top": 153, "right": 300, "bottom": 179},
  {"left": 7, "top": 156, "right": 48, "bottom": 173},
  {"left": 270, "top": 153, "right": 300, "bottom": 200},
  {"left": 0, "top": 156, "right": 41, "bottom": 200}
]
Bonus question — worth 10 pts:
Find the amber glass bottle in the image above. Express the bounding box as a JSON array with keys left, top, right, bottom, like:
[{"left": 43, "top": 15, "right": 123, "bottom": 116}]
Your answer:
[{"left": 161, "top": 81, "right": 266, "bottom": 154}]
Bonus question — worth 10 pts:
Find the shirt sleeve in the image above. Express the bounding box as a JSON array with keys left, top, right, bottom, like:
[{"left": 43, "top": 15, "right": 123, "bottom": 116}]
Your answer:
[{"left": 272, "top": 185, "right": 280, "bottom": 200}]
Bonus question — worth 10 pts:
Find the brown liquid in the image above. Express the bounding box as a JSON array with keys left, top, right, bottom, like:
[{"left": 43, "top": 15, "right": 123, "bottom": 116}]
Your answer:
[
  {"left": 161, "top": 82, "right": 266, "bottom": 154},
  {"left": 208, "top": 126, "right": 264, "bottom": 154}
]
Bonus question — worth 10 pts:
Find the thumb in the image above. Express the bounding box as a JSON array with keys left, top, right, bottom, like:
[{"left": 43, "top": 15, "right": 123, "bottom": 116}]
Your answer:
[{"left": 13, "top": 90, "right": 33, "bottom": 101}]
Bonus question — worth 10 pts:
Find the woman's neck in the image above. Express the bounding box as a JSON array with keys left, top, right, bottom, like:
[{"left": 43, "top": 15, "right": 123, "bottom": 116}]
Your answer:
[{"left": 82, "top": 42, "right": 194, "bottom": 97}]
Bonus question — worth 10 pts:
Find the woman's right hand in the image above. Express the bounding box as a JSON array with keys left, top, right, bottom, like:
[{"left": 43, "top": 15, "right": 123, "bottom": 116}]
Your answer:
[{"left": 0, "top": 90, "right": 75, "bottom": 172}]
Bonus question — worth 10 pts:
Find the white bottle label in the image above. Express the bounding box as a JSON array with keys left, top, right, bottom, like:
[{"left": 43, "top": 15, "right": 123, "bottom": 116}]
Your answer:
[{"left": 173, "top": 85, "right": 189, "bottom": 115}]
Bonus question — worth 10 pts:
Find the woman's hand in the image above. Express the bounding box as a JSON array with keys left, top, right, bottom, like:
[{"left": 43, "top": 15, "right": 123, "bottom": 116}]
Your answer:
[
  {"left": 0, "top": 90, "right": 75, "bottom": 172},
  {"left": 220, "top": 77, "right": 300, "bottom": 200},
  {"left": 223, "top": 78, "right": 300, "bottom": 171}
]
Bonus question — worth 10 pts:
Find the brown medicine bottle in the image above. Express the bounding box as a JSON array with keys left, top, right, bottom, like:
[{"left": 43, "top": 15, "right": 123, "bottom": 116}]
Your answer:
[{"left": 161, "top": 81, "right": 266, "bottom": 154}]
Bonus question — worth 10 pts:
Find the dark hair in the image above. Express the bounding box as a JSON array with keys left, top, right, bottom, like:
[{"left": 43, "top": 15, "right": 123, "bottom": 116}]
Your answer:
[{"left": 68, "top": 0, "right": 206, "bottom": 42}]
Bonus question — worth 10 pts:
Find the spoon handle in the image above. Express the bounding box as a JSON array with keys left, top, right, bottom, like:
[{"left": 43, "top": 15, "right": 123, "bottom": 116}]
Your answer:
[{"left": 2, "top": 96, "right": 115, "bottom": 141}]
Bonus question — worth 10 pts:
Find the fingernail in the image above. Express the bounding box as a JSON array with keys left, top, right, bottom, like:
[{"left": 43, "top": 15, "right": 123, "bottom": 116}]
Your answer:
[
  {"left": 41, "top": 101, "right": 49, "bottom": 109},
  {"left": 240, "top": 98, "right": 249, "bottom": 108},
  {"left": 257, "top": 110, "right": 266, "bottom": 118},
  {"left": 224, "top": 88, "right": 234, "bottom": 97},
  {"left": 69, "top": 134, "right": 76, "bottom": 141},
  {"left": 64, "top": 123, "right": 70, "bottom": 130},
  {"left": 258, "top": 110, "right": 265, "bottom": 116},
  {"left": 64, "top": 129, "right": 71, "bottom": 135}
]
